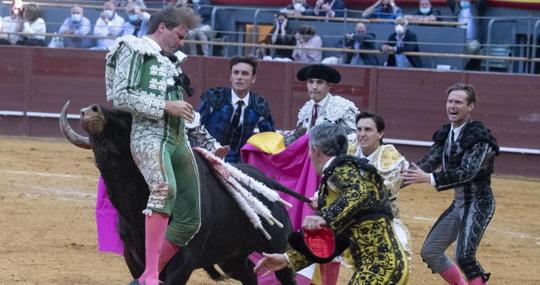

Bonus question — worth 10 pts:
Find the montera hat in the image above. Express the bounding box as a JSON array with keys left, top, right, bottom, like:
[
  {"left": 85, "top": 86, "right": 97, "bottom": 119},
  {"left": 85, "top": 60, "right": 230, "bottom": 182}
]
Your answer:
[
  {"left": 296, "top": 64, "right": 341, "bottom": 83},
  {"left": 288, "top": 227, "right": 350, "bottom": 264}
]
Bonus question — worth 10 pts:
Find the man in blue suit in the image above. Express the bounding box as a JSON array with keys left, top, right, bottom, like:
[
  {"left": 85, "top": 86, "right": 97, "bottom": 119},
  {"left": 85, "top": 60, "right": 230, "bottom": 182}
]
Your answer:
[{"left": 198, "top": 56, "right": 275, "bottom": 163}]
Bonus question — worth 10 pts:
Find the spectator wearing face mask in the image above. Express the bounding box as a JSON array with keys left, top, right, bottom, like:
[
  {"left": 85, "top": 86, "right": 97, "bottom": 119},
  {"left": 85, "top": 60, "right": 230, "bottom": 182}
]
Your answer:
[
  {"left": 121, "top": 2, "right": 149, "bottom": 38},
  {"left": 313, "top": 0, "right": 346, "bottom": 18},
  {"left": 92, "top": 0, "right": 125, "bottom": 50},
  {"left": 0, "top": 0, "right": 24, "bottom": 45},
  {"left": 340, "top": 22, "right": 379, "bottom": 66},
  {"left": 281, "top": 0, "right": 313, "bottom": 17},
  {"left": 405, "top": 0, "right": 441, "bottom": 23},
  {"left": 380, "top": 17, "right": 423, "bottom": 68},
  {"left": 363, "top": 0, "right": 402, "bottom": 20},
  {"left": 59, "top": 4, "right": 92, "bottom": 48},
  {"left": 292, "top": 25, "right": 322, "bottom": 63}
]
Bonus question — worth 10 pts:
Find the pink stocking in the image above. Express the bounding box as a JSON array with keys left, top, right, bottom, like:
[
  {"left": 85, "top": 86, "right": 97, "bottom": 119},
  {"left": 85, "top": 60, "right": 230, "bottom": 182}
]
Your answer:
[
  {"left": 139, "top": 212, "right": 169, "bottom": 285},
  {"left": 158, "top": 238, "right": 180, "bottom": 271},
  {"left": 439, "top": 264, "right": 467, "bottom": 285}
]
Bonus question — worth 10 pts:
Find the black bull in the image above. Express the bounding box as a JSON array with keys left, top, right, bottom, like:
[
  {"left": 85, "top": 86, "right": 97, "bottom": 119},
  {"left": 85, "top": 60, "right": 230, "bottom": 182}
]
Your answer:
[{"left": 60, "top": 102, "right": 310, "bottom": 284}]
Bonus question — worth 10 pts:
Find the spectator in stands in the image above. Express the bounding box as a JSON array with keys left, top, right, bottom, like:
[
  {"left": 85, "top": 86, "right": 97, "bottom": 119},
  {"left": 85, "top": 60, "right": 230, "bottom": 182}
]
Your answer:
[
  {"left": 380, "top": 17, "right": 423, "bottom": 68},
  {"left": 121, "top": 2, "right": 150, "bottom": 38},
  {"left": 448, "top": 0, "right": 486, "bottom": 42},
  {"left": 58, "top": 4, "right": 92, "bottom": 48},
  {"left": 281, "top": 0, "right": 313, "bottom": 17},
  {"left": 340, "top": 22, "right": 379, "bottom": 66},
  {"left": 265, "top": 12, "right": 295, "bottom": 60},
  {"left": 363, "top": 0, "right": 402, "bottom": 20},
  {"left": 92, "top": 1, "right": 125, "bottom": 50},
  {"left": 177, "top": 0, "right": 212, "bottom": 56},
  {"left": 293, "top": 25, "right": 322, "bottom": 63},
  {"left": 405, "top": 0, "right": 441, "bottom": 23},
  {"left": 313, "top": 0, "right": 346, "bottom": 18},
  {"left": 18, "top": 3, "right": 46, "bottom": 46},
  {"left": 0, "top": 0, "right": 24, "bottom": 45}
]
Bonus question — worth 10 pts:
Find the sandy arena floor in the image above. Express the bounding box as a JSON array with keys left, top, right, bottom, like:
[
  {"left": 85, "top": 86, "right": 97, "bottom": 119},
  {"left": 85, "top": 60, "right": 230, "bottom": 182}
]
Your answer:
[{"left": 0, "top": 136, "right": 539, "bottom": 284}]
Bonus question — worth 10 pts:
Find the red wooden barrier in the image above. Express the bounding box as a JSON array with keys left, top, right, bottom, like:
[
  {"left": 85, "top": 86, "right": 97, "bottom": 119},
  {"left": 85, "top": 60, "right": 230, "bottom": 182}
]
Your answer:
[{"left": 0, "top": 46, "right": 538, "bottom": 176}]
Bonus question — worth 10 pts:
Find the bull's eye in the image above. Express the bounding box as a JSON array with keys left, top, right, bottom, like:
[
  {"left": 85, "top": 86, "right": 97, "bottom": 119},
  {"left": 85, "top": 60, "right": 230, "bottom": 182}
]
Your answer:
[{"left": 92, "top": 105, "right": 99, "bottom": 112}]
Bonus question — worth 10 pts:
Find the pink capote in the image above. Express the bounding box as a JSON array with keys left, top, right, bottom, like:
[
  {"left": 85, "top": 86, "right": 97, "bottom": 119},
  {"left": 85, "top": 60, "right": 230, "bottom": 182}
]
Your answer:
[
  {"left": 96, "top": 176, "right": 124, "bottom": 255},
  {"left": 241, "top": 134, "right": 340, "bottom": 285},
  {"left": 241, "top": 134, "right": 320, "bottom": 230}
]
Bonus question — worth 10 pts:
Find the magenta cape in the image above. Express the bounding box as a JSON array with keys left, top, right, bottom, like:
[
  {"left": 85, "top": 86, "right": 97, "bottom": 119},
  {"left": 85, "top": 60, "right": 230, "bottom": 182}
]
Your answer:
[
  {"left": 241, "top": 134, "right": 320, "bottom": 231},
  {"left": 96, "top": 176, "right": 124, "bottom": 255}
]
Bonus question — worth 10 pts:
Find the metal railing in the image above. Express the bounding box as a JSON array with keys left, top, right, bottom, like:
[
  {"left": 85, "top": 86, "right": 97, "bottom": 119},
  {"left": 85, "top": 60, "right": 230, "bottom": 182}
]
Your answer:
[{"left": 2, "top": 2, "right": 540, "bottom": 74}]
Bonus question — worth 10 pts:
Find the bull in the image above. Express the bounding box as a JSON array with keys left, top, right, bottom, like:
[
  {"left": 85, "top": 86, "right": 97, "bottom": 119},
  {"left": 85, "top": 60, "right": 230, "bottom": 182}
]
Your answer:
[{"left": 60, "top": 101, "right": 308, "bottom": 284}]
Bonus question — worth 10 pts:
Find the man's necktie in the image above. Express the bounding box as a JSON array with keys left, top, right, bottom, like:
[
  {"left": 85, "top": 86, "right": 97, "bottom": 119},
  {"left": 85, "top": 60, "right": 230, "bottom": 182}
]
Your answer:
[
  {"left": 160, "top": 50, "right": 178, "bottom": 63},
  {"left": 310, "top": 104, "right": 319, "bottom": 128},
  {"left": 230, "top": 101, "right": 244, "bottom": 130},
  {"left": 228, "top": 101, "right": 245, "bottom": 148},
  {"left": 447, "top": 130, "right": 457, "bottom": 156}
]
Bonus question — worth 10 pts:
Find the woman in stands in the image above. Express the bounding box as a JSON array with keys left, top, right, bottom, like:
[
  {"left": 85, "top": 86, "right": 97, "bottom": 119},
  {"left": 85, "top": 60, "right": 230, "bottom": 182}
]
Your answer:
[
  {"left": 18, "top": 3, "right": 46, "bottom": 46},
  {"left": 0, "top": 0, "right": 24, "bottom": 45},
  {"left": 292, "top": 25, "right": 322, "bottom": 63}
]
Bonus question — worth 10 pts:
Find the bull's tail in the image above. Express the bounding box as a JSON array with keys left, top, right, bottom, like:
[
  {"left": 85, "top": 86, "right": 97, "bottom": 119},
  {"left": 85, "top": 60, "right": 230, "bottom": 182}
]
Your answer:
[{"left": 203, "top": 266, "right": 229, "bottom": 281}]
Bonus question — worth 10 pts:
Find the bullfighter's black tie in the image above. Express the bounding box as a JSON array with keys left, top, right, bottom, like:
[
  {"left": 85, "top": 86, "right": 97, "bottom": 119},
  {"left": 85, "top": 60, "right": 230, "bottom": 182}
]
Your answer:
[
  {"left": 447, "top": 130, "right": 457, "bottom": 157},
  {"left": 160, "top": 50, "right": 178, "bottom": 63},
  {"left": 230, "top": 101, "right": 244, "bottom": 131},
  {"left": 228, "top": 101, "right": 244, "bottom": 148}
]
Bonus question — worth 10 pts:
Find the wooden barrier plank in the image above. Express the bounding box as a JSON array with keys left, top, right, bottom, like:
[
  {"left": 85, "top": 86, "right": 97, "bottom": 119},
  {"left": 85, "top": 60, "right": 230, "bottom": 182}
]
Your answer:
[
  {"left": 1, "top": 46, "right": 538, "bottom": 176},
  {"left": 0, "top": 46, "right": 30, "bottom": 111}
]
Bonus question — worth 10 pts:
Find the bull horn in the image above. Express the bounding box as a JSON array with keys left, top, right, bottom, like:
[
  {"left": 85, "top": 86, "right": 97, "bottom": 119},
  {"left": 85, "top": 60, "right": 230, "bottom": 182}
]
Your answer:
[{"left": 59, "top": 100, "right": 92, "bottom": 149}]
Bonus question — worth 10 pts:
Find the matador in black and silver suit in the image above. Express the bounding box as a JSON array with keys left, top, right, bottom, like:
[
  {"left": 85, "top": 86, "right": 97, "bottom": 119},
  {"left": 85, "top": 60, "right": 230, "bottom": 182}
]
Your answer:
[{"left": 417, "top": 120, "right": 498, "bottom": 283}]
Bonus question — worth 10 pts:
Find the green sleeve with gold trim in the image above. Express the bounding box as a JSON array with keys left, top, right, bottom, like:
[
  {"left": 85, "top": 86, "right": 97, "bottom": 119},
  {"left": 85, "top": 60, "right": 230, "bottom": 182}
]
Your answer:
[{"left": 320, "top": 163, "right": 381, "bottom": 234}]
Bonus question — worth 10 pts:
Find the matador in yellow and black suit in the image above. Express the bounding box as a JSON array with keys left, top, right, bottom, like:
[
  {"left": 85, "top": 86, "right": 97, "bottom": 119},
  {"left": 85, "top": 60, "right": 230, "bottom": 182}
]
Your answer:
[{"left": 287, "top": 155, "right": 409, "bottom": 284}]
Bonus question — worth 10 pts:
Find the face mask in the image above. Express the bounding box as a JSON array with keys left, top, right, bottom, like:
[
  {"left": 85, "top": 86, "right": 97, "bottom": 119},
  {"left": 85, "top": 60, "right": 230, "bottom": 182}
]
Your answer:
[
  {"left": 420, "top": 7, "right": 431, "bottom": 14},
  {"left": 71, "top": 14, "right": 82, "bottom": 22},
  {"left": 460, "top": 1, "right": 471, "bottom": 9},
  {"left": 103, "top": 9, "right": 114, "bottom": 19},
  {"left": 395, "top": 24, "right": 405, "bottom": 34},
  {"left": 128, "top": 14, "right": 139, "bottom": 23},
  {"left": 294, "top": 3, "right": 305, "bottom": 12}
]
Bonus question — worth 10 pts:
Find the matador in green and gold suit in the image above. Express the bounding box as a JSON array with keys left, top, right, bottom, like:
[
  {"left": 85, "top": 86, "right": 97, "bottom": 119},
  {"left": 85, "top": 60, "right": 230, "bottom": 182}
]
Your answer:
[
  {"left": 105, "top": 35, "right": 200, "bottom": 246},
  {"left": 287, "top": 155, "right": 409, "bottom": 284}
]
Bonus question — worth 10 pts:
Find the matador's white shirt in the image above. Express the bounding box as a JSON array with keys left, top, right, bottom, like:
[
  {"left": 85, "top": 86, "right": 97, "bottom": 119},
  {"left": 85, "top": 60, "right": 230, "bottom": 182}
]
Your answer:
[{"left": 296, "top": 93, "right": 358, "bottom": 134}]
